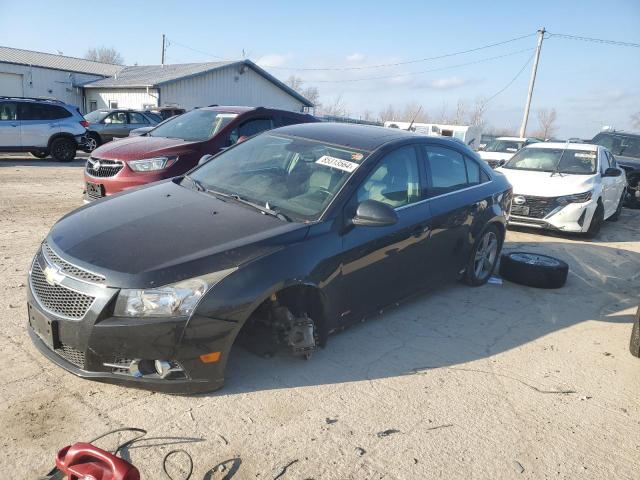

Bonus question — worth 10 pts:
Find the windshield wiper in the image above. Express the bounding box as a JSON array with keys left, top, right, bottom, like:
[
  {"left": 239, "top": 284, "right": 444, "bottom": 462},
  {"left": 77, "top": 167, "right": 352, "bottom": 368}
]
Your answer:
[
  {"left": 229, "top": 195, "right": 292, "bottom": 222},
  {"left": 184, "top": 175, "right": 205, "bottom": 192}
]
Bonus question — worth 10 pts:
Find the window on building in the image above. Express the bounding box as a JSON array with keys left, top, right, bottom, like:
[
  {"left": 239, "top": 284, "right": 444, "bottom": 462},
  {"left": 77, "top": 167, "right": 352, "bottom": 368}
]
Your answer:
[
  {"left": 109, "top": 101, "right": 118, "bottom": 109},
  {"left": 89, "top": 101, "right": 97, "bottom": 112}
]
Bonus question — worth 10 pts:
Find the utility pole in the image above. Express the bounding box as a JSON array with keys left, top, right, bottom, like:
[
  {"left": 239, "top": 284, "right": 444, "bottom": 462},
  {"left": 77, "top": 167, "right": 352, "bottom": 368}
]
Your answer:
[
  {"left": 161, "top": 34, "right": 166, "bottom": 66},
  {"left": 519, "top": 27, "right": 545, "bottom": 138}
]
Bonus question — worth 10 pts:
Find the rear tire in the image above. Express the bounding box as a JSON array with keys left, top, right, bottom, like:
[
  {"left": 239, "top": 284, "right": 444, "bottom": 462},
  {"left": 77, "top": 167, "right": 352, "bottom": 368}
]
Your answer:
[
  {"left": 463, "top": 224, "right": 502, "bottom": 286},
  {"left": 29, "top": 150, "right": 49, "bottom": 159},
  {"left": 608, "top": 191, "right": 625, "bottom": 222},
  {"left": 50, "top": 137, "right": 76, "bottom": 162},
  {"left": 83, "top": 133, "right": 100, "bottom": 153},
  {"left": 583, "top": 201, "right": 604, "bottom": 239},
  {"left": 499, "top": 252, "right": 568, "bottom": 289}
]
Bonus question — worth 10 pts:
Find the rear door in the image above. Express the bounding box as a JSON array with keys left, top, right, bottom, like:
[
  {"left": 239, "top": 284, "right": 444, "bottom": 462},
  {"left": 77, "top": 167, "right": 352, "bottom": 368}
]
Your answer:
[
  {"left": 101, "top": 111, "right": 129, "bottom": 140},
  {"left": 0, "top": 101, "right": 20, "bottom": 148},
  {"left": 420, "top": 144, "right": 488, "bottom": 281},
  {"left": 127, "top": 112, "right": 150, "bottom": 133},
  {"left": 598, "top": 148, "right": 615, "bottom": 216},
  {"left": 18, "top": 102, "right": 66, "bottom": 148}
]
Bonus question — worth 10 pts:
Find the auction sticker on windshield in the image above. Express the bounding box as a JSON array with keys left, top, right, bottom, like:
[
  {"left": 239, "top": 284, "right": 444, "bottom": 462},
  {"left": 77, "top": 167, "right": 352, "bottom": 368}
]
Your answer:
[{"left": 316, "top": 155, "right": 360, "bottom": 173}]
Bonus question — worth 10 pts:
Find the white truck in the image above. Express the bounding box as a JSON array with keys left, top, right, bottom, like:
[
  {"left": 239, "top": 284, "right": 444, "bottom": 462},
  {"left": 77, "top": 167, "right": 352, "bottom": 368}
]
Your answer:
[{"left": 384, "top": 121, "right": 482, "bottom": 150}]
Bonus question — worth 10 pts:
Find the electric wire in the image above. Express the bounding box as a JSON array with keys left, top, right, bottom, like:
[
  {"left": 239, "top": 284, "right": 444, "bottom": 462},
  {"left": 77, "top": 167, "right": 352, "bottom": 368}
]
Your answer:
[
  {"left": 546, "top": 32, "right": 640, "bottom": 48},
  {"left": 482, "top": 52, "right": 536, "bottom": 105}
]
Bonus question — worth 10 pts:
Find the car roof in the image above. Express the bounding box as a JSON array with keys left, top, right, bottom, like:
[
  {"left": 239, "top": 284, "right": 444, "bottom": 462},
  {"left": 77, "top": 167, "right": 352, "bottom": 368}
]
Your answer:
[
  {"left": 199, "top": 106, "right": 258, "bottom": 114},
  {"left": 272, "top": 122, "right": 419, "bottom": 151},
  {"left": 526, "top": 142, "right": 599, "bottom": 151}
]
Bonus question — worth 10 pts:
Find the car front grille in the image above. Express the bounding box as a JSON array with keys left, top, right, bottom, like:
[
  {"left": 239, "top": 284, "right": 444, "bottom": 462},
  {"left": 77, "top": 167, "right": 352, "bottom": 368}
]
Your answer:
[
  {"left": 55, "top": 343, "right": 86, "bottom": 369},
  {"left": 30, "top": 259, "right": 95, "bottom": 319},
  {"left": 513, "top": 195, "right": 559, "bottom": 219},
  {"left": 86, "top": 157, "right": 124, "bottom": 178},
  {"left": 42, "top": 242, "right": 105, "bottom": 284}
]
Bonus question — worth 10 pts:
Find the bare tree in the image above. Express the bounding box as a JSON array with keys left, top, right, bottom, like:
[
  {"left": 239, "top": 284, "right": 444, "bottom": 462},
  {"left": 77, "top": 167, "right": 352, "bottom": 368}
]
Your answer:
[
  {"left": 434, "top": 102, "right": 449, "bottom": 123},
  {"left": 535, "top": 108, "right": 558, "bottom": 139},
  {"left": 379, "top": 105, "right": 397, "bottom": 123},
  {"left": 285, "top": 75, "right": 320, "bottom": 111},
  {"left": 84, "top": 47, "right": 123, "bottom": 65},
  {"left": 321, "top": 94, "right": 348, "bottom": 117},
  {"left": 469, "top": 97, "right": 488, "bottom": 127},
  {"left": 362, "top": 110, "right": 374, "bottom": 121},
  {"left": 452, "top": 100, "right": 467, "bottom": 125},
  {"left": 401, "top": 101, "right": 428, "bottom": 123},
  {"left": 631, "top": 112, "right": 640, "bottom": 130},
  {"left": 285, "top": 75, "right": 304, "bottom": 92}
]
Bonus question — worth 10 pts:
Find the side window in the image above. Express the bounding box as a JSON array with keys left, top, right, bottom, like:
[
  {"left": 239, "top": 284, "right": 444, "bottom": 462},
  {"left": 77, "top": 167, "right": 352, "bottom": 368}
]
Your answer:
[
  {"left": 18, "top": 103, "right": 43, "bottom": 120},
  {"left": 128, "top": 112, "right": 148, "bottom": 124},
  {"left": 423, "top": 146, "right": 468, "bottom": 196},
  {"left": 600, "top": 150, "right": 610, "bottom": 173},
  {"left": 229, "top": 118, "right": 273, "bottom": 145},
  {"left": 356, "top": 146, "right": 421, "bottom": 209},
  {"left": 104, "top": 112, "right": 127, "bottom": 124},
  {"left": 0, "top": 102, "right": 17, "bottom": 120},
  {"left": 465, "top": 156, "right": 481, "bottom": 185}
]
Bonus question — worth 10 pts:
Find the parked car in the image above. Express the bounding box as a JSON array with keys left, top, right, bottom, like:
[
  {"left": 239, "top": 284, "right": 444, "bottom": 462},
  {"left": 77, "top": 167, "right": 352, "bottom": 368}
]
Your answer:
[
  {"left": 83, "top": 109, "right": 162, "bottom": 152},
  {"left": 496, "top": 142, "right": 626, "bottom": 237},
  {"left": 145, "top": 106, "right": 186, "bottom": 120},
  {"left": 478, "top": 136, "right": 540, "bottom": 168},
  {"left": 83, "top": 106, "right": 318, "bottom": 202},
  {"left": 478, "top": 134, "right": 497, "bottom": 151},
  {"left": 0, "top": 96, "right": 87, "bottom": 161},
  {"left": 128, "top": 116, "right": 175, "bottom": 137},
  {"left": 591, "top": 130, "right": 640, "bottom": 208},
  {"left": 27, "top": 123, "right": 512, "bottom": 393}
]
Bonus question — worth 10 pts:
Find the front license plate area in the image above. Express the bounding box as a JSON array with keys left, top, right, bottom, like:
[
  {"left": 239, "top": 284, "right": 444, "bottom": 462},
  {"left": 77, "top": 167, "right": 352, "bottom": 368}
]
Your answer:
[
  {"left": 86, "top": 181, "right": 104, "bottom": 198},
  {"left": 511, "top": 205, "right": 530, "bottom": 216},
  {"left": 28, "top": 303, "right": 58, "bottom": 348}
]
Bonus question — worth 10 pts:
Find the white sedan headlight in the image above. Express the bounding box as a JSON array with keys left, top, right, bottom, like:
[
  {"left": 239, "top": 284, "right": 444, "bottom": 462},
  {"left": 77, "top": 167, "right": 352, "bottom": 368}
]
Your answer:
[
  {"left": 557, "top": 191, "right": 593, "bottom": 205},
  {"left": 128, "top": 156, "right": 178, "bottom": 172},
  {"left": 114, "top": 268, "right": 236, "bottom": 318}
]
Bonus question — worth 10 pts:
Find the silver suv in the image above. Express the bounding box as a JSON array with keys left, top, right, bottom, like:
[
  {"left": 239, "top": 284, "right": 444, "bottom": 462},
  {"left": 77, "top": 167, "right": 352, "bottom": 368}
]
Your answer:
[{"left": 0, "top": 97, "right": 87, "bottom": 162}]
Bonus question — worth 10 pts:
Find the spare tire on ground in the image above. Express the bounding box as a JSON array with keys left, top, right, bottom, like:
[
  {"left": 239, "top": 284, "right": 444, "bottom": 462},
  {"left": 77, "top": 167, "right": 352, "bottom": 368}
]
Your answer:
[
  {"left": 499, "top": 252, "right": 569, "bottom": 289},
  {"left": 630, "top": 306, "right": 640, "bottom": 358}
]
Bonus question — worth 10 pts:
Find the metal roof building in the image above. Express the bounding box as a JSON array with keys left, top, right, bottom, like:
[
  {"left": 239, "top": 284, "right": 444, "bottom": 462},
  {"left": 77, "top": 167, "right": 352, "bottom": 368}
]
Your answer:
[{"left": 0, "top": 46, "right": 313, "bottom": 113}]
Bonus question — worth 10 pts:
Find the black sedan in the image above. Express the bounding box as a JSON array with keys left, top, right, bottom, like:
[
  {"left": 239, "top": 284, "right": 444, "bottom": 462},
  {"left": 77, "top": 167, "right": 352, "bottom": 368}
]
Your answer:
[{"left": 27, "top": 123, "right": 512, "bottom": 393}]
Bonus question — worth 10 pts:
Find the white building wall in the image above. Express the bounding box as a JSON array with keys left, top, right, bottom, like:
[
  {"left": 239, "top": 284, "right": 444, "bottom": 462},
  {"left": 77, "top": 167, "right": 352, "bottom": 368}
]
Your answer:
[
  {"left": 159, "top": 65, "right": 305, "bottom": 112},
  {"left": 0, "top": 62, "right": 103, "bottom": 111},
  {"left": 84, "top": 88, "right": 159, "bottom": 111}
]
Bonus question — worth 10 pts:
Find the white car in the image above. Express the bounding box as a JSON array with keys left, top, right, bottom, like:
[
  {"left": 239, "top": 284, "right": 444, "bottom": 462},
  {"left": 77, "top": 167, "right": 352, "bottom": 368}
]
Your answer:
[
  {"left": 478, "top": 136, "right": 539, "bottom": 168},
  {"left": 496, "top": 142, "right": 626, "bottom": 237}
]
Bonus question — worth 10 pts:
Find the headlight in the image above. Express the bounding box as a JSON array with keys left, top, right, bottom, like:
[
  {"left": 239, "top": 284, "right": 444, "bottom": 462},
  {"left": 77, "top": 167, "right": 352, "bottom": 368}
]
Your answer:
[
  {"left": 128, "top": 156, "right": 178, "bottom": 172},
  {"left": 557, "top": 191, "right": 592, "bottom": 205},
  {"left": 113, "top": 268, "right": 236, "bottom": 318}
]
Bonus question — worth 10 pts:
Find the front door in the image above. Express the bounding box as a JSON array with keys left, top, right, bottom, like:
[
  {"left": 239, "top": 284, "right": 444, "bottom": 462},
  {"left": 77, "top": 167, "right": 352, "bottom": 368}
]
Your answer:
[
  {"left": 337, "top": 145, "right": 431, "bottom": 321},
  {"left": 101, "top": 111, "right": 129, "bottom": 140},
  {"left": 0, "top": 101, "right": 19, "bottom": 148}
]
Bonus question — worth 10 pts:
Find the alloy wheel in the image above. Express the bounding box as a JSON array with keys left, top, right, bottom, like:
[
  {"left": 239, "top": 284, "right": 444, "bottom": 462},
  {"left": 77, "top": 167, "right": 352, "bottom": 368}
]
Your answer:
[{"left": 474, "top": 231, "right": 499, "bottom": 279}]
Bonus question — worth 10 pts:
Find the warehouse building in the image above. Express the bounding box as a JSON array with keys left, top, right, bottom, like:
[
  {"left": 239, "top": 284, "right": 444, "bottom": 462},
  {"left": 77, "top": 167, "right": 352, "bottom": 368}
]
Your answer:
[{"left": 0, "top": 46, "right": 312, "bottom": 113}]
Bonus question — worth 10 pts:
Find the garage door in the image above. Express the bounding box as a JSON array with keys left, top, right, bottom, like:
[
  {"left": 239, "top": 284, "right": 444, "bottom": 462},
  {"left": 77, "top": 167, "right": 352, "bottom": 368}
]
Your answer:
[{"left": 0, "top": 72, "right": 24, "bottom": 97}]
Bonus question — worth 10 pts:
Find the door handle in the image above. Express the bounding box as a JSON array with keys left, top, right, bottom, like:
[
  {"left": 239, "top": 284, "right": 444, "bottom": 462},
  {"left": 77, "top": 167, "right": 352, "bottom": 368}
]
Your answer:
[{"left": 10, "top": 123, "right": 18, "bottom": 127}]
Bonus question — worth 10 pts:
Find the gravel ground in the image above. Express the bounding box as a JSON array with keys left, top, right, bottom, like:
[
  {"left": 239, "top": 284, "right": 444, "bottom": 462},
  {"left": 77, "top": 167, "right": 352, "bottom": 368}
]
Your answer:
[{"left": 1, "top": 154, "right": 639, "bottom": 479}]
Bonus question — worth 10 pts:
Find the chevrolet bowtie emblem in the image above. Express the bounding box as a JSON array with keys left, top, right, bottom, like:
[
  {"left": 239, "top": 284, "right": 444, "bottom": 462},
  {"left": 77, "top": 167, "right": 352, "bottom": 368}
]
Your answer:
[{"left": 43, "top": 264, "right": 65, "bottom": 286}]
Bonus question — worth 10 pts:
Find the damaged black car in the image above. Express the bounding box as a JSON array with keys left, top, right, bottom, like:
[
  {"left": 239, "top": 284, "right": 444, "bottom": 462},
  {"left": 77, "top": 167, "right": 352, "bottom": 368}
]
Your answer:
[{"left": 27, "top": 123, "right": 512, "bottom": 393}]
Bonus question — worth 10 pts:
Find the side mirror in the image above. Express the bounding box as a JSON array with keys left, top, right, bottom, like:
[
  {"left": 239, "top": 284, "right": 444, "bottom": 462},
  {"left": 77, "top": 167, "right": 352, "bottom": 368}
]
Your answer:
[
  {"left": 198, "top": 154, "right": 215, "bottom": 166},
  {"left": 352, "top": 200, "right": 398, "bottom": 227},
  {"left": 603, "top": 167, "right": 622, "bottom": 177}
]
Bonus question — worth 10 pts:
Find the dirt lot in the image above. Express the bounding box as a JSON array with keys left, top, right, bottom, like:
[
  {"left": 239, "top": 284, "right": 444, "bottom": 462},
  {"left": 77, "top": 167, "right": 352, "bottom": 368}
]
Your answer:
[{"left": 1, "top": 154, "right": 639, "bottom": 479}]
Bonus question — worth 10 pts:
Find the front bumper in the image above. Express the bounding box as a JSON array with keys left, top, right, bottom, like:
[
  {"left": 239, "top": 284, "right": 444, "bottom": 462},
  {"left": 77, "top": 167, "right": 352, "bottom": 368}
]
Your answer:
[
  {"left": 26, "top": 246, "right": 235, "bottom": 394},
  {"left": 508, "top": 199, "right": 597, "bottom": 233}
]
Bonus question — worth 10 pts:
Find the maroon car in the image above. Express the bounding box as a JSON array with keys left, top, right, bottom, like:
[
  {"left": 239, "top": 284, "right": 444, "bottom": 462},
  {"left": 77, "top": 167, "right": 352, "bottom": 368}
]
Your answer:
[{"left": 84, "top": 106, "right": 317, "bottom": 201}]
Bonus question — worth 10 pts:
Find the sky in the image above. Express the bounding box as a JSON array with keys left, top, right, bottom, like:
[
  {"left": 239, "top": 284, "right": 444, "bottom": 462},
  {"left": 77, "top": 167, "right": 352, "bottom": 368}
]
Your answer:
[{"left": 1, "top": 0, "right": 638, "bottom": 138}]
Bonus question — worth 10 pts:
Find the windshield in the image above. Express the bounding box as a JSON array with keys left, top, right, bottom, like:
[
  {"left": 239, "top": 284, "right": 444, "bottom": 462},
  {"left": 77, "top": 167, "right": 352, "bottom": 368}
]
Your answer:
[
  {"left": 504, "top": 148, "right": 597, "bottom": 175},
  {"left": 485, "top": 139, "right": 524, "bottom": 153},
  {"left": 84, "top": 110, "right": 109, "bottom": 123},
  {"left": 150, "top": 110, "right": 237, "bottom": 141},
  {"left": 592, "top": 133, "right": 640, "bottom": 159},
  {"left": 186, "top": 133, "right": 369, "bottom": 220}
]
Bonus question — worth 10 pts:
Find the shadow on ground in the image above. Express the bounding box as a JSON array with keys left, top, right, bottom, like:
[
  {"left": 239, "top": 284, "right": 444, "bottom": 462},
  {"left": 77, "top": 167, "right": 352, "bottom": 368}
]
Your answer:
[
  {"left": 0, "top": 155, "right": 87, "bottom": 168},
  {"left": 218, "top": 239, "right": 639, "bottom": 396}
]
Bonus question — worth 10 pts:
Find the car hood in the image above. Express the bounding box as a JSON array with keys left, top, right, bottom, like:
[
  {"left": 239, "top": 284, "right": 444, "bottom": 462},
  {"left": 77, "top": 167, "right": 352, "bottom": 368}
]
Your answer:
[
  {"left": 496, "top": 167, "right": 597, "bottom": 197},
  {"left": 478, "top": 151, "right": 515, "bottom": 162},
  {"left": 92, "top": 135, "right": 200, "bottom": 160},
  {"left": 48, "top": 181, "right": 310, "bottom": 288}
]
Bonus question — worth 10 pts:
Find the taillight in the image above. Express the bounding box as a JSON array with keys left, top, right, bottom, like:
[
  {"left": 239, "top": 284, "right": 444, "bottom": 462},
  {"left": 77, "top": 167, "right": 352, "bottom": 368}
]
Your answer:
[{"left": 80, "top": 120, "right": 89, "bottom": 128}]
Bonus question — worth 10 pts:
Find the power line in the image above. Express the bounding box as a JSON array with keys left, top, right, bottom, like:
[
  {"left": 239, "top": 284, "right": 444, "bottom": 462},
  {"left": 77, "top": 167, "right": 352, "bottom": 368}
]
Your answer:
[
  {"left": 168, "top": 39, "right": 229, "bottom": 61},
  {"left": 546, "top": 32, "right": 640, "bottom": 48},
  {"left": 266, "top": 33, "right": 537, "bottom": 71},
  {"left": 484, "top": 52, "right": 536, "bottom": 105},
  {"left": 305, "top": 48, "right": 534, "bottom": 83}
]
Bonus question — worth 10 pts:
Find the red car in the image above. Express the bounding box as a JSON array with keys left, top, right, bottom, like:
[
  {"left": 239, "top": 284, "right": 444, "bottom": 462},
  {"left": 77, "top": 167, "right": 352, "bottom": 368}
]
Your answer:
[{"left": 84, "top": 106, "right": 317, "bottom": 201}]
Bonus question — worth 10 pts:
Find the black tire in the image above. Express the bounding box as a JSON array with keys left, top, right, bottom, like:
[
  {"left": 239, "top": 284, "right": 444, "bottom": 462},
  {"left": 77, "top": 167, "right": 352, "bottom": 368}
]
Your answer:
[
  {"left": 630, "top": 306, "right": 640, "bottom": 358},
  {"left": 462, "top": 224, "right": 502, "bottom": 286},
  {"left": 50, "top": 137, "right": 76, "bottom": 162},
  {"left": 607, "top": 191, "right": 624, "bottom": 222},
  {"left": 29, "top": 150, "right": 49, "bottom": 159},
  {"left": 499, "top": 252, "right": 568, "bottom": 289},
  {"left": 583, "top": 202, "right": 604, "bottom": 239},
  {"left": 83, "top": 133, "right": 100, "bottom": 153}
]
